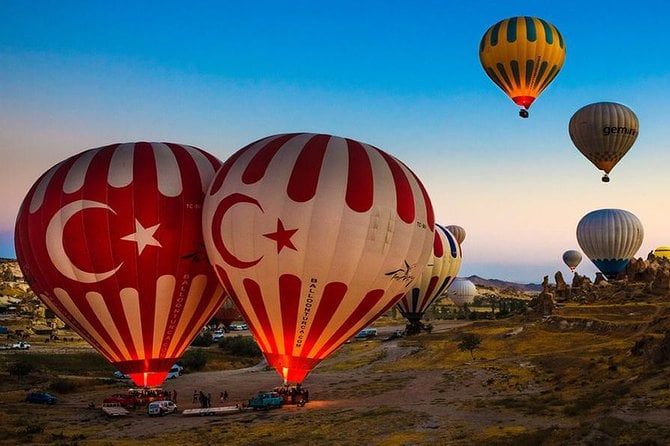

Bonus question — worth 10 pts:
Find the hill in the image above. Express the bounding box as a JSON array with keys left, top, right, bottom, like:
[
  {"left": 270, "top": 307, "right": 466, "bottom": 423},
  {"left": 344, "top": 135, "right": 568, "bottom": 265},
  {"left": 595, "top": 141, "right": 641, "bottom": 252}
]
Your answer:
[{"left": 466, "top": 274, "right": 542, "bottom": 293}]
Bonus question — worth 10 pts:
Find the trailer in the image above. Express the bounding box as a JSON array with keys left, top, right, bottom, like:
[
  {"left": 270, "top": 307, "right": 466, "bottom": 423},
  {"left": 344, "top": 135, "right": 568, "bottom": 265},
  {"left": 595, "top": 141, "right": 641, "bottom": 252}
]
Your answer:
[
  {"left": 101, "top": 402, "right": 130, "bottom": 417},
  {"left": 181, "top": 405, "right": 248, "bottom": 417}
]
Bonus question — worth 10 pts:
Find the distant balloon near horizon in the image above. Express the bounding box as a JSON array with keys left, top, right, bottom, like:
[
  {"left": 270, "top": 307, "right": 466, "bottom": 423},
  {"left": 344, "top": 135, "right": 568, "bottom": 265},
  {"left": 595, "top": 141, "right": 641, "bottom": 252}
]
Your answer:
[
  {"left": 446, "top": 278, "right": 477, "bottom": 306},
  {"left": 479, "top": 16, "right": 566, "bottom": 118},
  {"left": 576, "top": 209, "right": 644, "bottom": 280},
  {"left": 562, "top": 250, "right": 582, "bottom": 271},
  {"left": 14, "top": 142, "right": 226, "bottom": 388},
  {"left": 652, "top": 246, "right": 670, "bottom": 260},
  {"left": 569, "top": 102, "right": 639, "bottom": 182},
  {"left": 446, "top": 225, "right": 466, "bottom": 245},
  {"left": 396, "top": 224, "right": 462, "bottom": 328},
  {"left": 202, "top": 132, "right": 435, "bottom": 384}
]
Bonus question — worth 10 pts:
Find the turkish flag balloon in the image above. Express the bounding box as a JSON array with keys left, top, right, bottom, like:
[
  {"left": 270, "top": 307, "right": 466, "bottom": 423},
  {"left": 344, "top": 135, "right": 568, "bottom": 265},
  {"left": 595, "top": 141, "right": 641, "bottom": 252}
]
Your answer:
[
  {"left": 14, "top": 142, "right": 225, "bottom": 387},
  {"left": 396, "top": 224, "right": 462, "bottom": 327},
  {"left": 215, "top": 297, "right": 242, "bottom": 327},
  {"left": 203, "top": 133, "right": 435, "bottom": 383}
]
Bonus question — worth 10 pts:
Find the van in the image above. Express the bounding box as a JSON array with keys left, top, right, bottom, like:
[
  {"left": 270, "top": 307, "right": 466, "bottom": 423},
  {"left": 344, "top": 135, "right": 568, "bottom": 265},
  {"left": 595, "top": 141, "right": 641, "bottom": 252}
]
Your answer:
[
  {"left": 354, "top": 328, "right": 377, "bottom": 339},
  {"left": 147, "top": 400, "right": 177, "bottom": 416},
  {"left": 166, "top": 364, "right": 184, "bottom": 379}
]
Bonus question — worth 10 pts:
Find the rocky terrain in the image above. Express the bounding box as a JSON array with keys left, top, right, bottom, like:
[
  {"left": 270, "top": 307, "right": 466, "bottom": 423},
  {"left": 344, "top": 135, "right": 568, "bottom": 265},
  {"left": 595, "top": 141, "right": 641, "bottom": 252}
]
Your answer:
[{"left": 1, "top": 258, "right": 669, "bottom": 444}]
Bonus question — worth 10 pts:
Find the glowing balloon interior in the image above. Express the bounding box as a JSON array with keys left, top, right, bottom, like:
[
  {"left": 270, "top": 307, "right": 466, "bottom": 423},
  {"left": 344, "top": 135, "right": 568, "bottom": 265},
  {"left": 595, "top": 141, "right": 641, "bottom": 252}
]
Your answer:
[
  {"left": 203, "top": 133, "right": 435, "bottom": 383},
  {"left": 480, "top": 16, "right": 566, "bottom": 117},
  {"left": 15, "top": 142, "right": 225, "bottom": 387},
  {"left": 576, "top": 208, "right": 643, "bottom": 280},
  {"left": 396, "top": 224, "right": 462, "bottom": 325}
]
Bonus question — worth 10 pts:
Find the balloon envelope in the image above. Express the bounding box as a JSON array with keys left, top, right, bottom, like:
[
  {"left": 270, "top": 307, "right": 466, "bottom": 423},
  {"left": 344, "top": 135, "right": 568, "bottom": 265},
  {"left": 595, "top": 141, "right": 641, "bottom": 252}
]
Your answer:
[
  {"left": 446, "top": 225, "right": 466, "bottom": 245},
  {"left": 14, "top": 142, "right": 225, "bottom": 387},
  {"left": 576, "top": 209, "right": 643, "bottom": 279},
  {"left": 653, "top": 246, "right": 670, "bottom": 260},
  {"left": 447, "top": 279, "right": 477, "bottom": 307},
  {"left": 569, "top": 102, "right": 639, "bottom": 181},
  {"left": 202, "top": 133, "right": 435, "bottom": 383},
  {"left": 396, "top": 224, "right": 462, "bottom": 324},
  {"left": 562, "top": 250, "right": 582, "bottom": 271},
  {"left": 215, "top": 297, "right": 242, "bottom": 327},
  {"left": 479, "top": 16, "right": 566, "bottom": 114}
]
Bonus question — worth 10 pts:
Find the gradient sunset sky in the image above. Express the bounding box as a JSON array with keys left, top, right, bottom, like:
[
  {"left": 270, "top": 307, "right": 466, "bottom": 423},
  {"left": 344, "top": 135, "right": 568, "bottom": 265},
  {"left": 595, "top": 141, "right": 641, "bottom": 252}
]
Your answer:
[{"left": 2, "top": 1, "right": 669, "bottom": 282}]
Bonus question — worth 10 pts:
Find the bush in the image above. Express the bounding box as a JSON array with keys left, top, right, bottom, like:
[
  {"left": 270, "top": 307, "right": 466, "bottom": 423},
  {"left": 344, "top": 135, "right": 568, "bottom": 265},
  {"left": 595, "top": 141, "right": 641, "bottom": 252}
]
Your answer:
[
  {"left": 218, "top": 335, "right": 262, "bottom": 357},
  {"left": 181, "top": 348, "right": 208, "bottom": 371},
  {"left": 48, "top": 378, "right": 78, "bottom": 394},
  {"left": 191, "top": 332, "right": 213, "bottom": 347},
  {"left": 8, "top": 360, "right": 33, "bottom": 377}
]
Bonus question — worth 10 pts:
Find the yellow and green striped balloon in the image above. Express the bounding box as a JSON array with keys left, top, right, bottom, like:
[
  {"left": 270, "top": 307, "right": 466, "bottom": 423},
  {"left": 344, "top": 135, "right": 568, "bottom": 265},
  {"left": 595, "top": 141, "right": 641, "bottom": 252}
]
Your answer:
[{"left": 479, "top": 16, "right": 566, "bottom": 117}]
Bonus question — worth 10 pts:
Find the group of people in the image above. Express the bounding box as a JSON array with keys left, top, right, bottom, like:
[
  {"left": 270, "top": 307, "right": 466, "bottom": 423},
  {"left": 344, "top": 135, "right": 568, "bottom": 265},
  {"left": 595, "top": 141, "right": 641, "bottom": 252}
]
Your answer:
[{"left": 192, "top": 389, "right": 227, "bottom": 408}]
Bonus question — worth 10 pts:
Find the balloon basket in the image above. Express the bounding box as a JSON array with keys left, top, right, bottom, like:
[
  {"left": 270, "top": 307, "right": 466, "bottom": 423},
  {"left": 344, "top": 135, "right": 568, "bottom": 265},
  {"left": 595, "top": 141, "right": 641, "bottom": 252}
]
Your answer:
[
  {"left": 602, "top": 174, "right": 610, "bottom": 183},
  {"left": 519, "top": 109, "right": 529, "bottom": 118}
]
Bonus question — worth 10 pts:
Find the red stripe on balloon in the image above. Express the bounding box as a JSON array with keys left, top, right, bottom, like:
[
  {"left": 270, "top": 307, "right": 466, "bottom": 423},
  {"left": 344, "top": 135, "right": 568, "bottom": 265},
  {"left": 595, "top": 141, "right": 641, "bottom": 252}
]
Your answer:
[
  {"left": 301, "top": 281, "right": 347, "bottom": 357},
  {"left": 278, "top": 274, "right": 302, "bottom": 355},
  {"left": 345, "top": 139, "right": 374, "bottom": 212},
  {"left": 313, "top": 288, "right": 384, "bottom": 359},
  {"left": 208, "top": 147, "right": 247, "bottom": 195},
  {"left": 408, "top": 167, "right": 435, "bottom": 230},
  {"left": 243, "top": 278, "right": 279, "bottom": 354},
  {"left": 422, "top": 275, "right": 440, "bottom": 310},
  {"left": 433, "top": 230, "right": 443, "bottom": 258},
  {"left": 376, "top": 149, "right": 415, "bottom": 224},
  {"left": 242, "top": 133, "right": 298, "bottom": 185},
  {"left": 287, "top": 134, "right": 329, "bottom": 202},
  {"left": 214, "top": 266, "right": 269, "bottom": 354}
]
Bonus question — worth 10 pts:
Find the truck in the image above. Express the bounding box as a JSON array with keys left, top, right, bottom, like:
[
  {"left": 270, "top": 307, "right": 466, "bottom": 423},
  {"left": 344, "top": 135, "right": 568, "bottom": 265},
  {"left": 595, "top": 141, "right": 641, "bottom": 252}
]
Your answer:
[
  {"left": 12, "top": 341, "right": 31, "bottom": 350},
  {"left": 248, "top": 391, "right": 283, "bottom": 410}
]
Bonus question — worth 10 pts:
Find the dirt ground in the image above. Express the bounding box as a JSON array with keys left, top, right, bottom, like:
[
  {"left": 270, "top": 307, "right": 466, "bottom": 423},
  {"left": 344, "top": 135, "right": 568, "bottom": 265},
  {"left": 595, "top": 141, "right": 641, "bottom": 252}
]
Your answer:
[{"left": 3, "top": 317, "right": 670, "bottom": 445}]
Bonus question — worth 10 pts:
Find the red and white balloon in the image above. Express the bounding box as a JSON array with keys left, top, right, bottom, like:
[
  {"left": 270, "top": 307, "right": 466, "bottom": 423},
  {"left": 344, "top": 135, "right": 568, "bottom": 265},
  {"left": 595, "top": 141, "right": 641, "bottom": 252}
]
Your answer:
[
  {"left": 203, "top": 133, "right": 435, "bottom": 383},
  {"left": 15, "top": 142, "right": 225, "bottom": 387}
]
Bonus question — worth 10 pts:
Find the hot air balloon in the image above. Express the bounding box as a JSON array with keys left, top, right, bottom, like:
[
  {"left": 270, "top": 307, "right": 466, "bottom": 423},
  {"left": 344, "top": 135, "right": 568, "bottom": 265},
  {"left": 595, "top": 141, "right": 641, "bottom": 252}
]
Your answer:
[
  {"left": 576, "top": 208, "right": 643, "bottom": 280},
  {"left": 446, "top": 225, "right": 466, "bottom": 245},
  {"left": 568, "top": 102, "right": 639, "bottom": 182},
  {"left": 215, "top": 297, "right": 242, "bottom": 328},
  {"left": 562, "top": 250, "right": 582, "bottom": 271},
  {"left": 446, "top": 278, "right": 477, "bottom": 307},
  {"left": 653, "top": 246, "right": 670, "bottom": 260},
  {"left": 479, "top": 16, "right": 566, "bottom": 118},
  {"left": 202, "top": 133, "right": 434, "bottom": 384},
  {"left": 14, "top": 142, "right": 225, "bottom": 387},
  {"left": 396, "top": 224, "right": 462, "bottom": 333}
]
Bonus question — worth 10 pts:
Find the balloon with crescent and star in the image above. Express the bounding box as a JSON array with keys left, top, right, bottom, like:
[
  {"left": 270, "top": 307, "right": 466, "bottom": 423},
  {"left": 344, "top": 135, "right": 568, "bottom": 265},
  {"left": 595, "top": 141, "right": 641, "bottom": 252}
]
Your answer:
[
  {"left": 202, "top": 133, "right": 435, "bottom": 384},
  {"left": 396, "top": 224, "right": 462, "bottom": 332},
  {"left": 15, "top": 142, "right": 225, "bottom": 387}
]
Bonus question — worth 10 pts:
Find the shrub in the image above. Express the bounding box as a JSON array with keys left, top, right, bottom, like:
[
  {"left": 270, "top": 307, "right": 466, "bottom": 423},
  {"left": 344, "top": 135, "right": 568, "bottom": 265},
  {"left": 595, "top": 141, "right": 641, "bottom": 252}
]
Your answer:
[
  {"left": 191, "top": 332, "right": 213, "bottom": 347},
  {"left": 8, "top": 360, "right": 33, "bottom": 377},
  {"left": 218, "top": 335, "right": 262, "bottom": 357},
  {"left": 181, "top": 348, "right": 208, "bottom": 371},
  {"left": 48, "top": 378, "right": 78, "bottom": 394}
]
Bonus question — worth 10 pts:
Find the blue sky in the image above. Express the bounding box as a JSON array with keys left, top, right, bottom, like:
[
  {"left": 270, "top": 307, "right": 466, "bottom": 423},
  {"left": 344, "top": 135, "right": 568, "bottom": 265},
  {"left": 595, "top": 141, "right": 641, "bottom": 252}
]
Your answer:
[{"left": 2, "top": 1, "right": 669, "bottom": 282}]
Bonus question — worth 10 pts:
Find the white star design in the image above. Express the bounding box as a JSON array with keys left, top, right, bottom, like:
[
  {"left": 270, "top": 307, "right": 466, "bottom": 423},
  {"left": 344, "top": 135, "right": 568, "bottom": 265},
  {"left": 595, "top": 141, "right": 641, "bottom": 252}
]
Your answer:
[{"left": 121, "top": 220, "right": 162, "bottom": 255}]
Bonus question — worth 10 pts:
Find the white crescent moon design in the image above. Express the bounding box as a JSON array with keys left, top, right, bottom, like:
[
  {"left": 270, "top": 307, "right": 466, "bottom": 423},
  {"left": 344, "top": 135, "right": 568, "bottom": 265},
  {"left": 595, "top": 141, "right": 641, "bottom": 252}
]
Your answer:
[{"left": 46, "top": 200, "right": 123, "bottom": 283}]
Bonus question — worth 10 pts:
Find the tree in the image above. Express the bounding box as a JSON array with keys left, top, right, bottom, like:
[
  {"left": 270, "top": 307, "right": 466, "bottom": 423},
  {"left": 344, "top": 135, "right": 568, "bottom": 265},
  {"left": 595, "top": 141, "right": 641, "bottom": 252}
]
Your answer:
[{"left": 457, "top": 333, "right": 482, "bottom": 359}]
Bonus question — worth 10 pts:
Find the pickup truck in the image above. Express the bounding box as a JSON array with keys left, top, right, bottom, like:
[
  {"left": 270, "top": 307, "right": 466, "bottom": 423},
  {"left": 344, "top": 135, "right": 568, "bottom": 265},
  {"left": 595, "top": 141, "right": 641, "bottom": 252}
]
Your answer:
[
  {"left": 249, "top": 391, "right": 283, "bottom": 410},
  {"left": 12, "top": 341, "right": 31, "bottom": 350}
]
